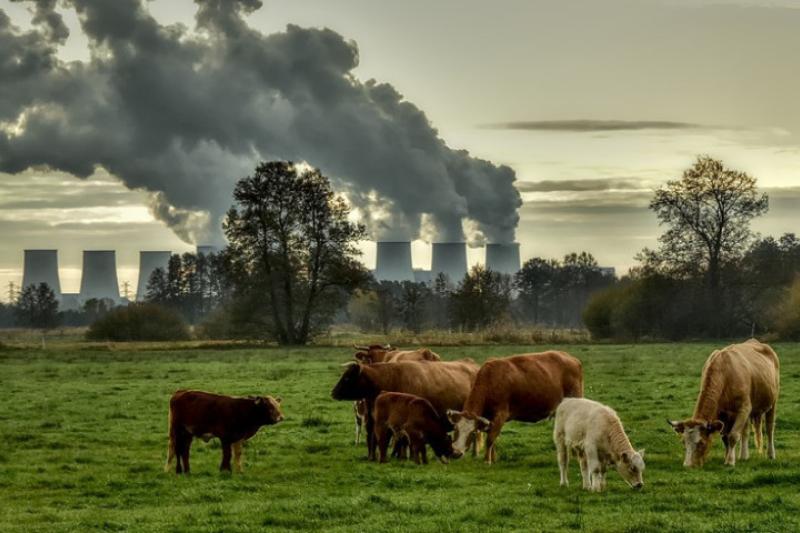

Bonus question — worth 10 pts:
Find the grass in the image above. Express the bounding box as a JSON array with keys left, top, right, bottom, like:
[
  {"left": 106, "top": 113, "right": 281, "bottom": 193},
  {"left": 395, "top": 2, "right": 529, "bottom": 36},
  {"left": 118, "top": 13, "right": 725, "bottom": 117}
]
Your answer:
[{"left": 1, "top": 342, "right": 799, "bottom": 532}]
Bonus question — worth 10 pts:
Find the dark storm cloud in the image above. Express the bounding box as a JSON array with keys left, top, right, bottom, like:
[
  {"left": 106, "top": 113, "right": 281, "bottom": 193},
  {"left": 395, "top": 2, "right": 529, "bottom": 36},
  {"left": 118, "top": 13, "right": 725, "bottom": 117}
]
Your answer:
[
  {"left": 0, "top": 0, "right": 521, "bottom": 245},
  {"left": 516, "top": 178, "right": 649, "bottom": 193},
  {"left": 484, "top": 120, "right": 706, "bottom": 132}
]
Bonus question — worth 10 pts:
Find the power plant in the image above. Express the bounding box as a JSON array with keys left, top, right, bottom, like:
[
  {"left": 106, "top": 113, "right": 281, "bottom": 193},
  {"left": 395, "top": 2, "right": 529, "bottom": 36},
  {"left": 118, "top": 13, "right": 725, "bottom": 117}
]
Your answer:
[
  {"left": 374, "top": 242, "right": 415, "bottom": 282},
  {"left": 21, "top": 249, "right": 62, "bottom": 296},
  {"left": 79, "top": 251, "right": 121, "bottom": 303},
  {"left": 136, "top": 251, "right": 171, "bottom": 301},
  {"left": 485, "top": 243, "right": 521, "bottom": 275},
  {"left": 431, "top": 242, "right": 469, "bottom": 283}
]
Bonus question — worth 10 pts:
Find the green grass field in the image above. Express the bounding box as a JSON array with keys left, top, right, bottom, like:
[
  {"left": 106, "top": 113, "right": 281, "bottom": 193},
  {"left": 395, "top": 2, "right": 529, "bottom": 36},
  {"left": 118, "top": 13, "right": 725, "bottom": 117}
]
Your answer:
[{"left": 2, "top": 342, "right": 799, "bottom": 532}]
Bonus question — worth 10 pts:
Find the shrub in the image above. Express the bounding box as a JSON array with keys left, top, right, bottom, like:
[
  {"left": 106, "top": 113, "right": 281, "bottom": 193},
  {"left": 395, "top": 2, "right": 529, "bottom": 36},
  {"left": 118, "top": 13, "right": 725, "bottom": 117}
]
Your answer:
[
  {"left": 582, "top": 287, "right": 619, "bottom": 339},
  {"left": 772, "top": 278, "right": 800, "bottom": 341},
  {"left": 86, "top": 303, "right": 190, "bottom": 342}
]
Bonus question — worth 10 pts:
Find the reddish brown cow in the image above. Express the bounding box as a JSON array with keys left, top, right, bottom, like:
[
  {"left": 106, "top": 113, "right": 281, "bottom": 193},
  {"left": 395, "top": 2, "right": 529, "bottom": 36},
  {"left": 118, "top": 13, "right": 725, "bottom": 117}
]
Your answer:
[
  {"left": 353, "top": 344, "right": 441, "bottom": 364},
  {"left": 331, "top": 359, "right": 479, "bottom": 460},
  {"left": 447, "top": 351, "right": 584, "bottom": 464},
  {"left": 166, "top": 390, "right": 284, "bottom": 474},
  {"left": 373, "top": 392, "right": 456, "bottom": 464},
  {"left": 668, "top": 339, "right": 780, "bottom": 467}
]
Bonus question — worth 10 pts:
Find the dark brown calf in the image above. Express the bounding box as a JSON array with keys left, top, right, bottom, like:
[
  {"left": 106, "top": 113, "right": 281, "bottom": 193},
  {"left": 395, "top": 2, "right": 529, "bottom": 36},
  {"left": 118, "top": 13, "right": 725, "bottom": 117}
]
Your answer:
[
  {"left": 372, "top": 392, "right": 455, "bottom": 464},
  {"left": 166, "top": 390, "right": 284, "bottom": 474}
]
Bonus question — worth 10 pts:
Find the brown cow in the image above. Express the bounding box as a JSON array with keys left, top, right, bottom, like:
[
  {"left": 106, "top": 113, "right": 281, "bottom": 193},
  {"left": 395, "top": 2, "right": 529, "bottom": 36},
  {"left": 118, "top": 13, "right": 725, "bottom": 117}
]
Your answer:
[
  {"left": 668, "top": 339, "right": 780, "bottom": 467},
  {"left": 373, "top": 392, "right": 456, "bottom": 464},
  {"left": 447, "top": 351, "right": 584, "bottom": 464},
  {"left": 353, "top": 344, "right": 441, "bottom": 364},
  {"left": 331, "top": 359, "right": 479, "bottom": 460},
  {"left": 165, "top": 390, "right": 284, "bottom": 474}
]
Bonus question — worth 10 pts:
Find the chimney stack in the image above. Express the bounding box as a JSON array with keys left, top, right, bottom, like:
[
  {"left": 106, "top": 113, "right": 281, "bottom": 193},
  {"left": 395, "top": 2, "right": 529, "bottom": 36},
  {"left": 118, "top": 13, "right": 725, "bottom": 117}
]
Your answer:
[
  {"left": 22, "top": 249, "right": 62, "bottom": 296},
  {"left": 374, "top": 241, "right": 415, "bottom": 282},
  {"left": 79, "top": 251, "right": 120, "bottom": 302},
  {"left": 136, "top": 251, "right": 171, "bottom": 301},
  {"left": 485, "top": 243, "right": 521, "bottom": 275},
  {"left": 431, "top": 242, "right": 468, "bottom": 284}
]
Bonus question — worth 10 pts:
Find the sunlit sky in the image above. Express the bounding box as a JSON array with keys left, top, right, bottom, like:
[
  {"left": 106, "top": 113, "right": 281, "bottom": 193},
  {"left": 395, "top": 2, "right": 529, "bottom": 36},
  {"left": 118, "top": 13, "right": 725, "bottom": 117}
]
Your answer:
[{"left": 2, "top": 0, "right": 800, "bottom": 299}]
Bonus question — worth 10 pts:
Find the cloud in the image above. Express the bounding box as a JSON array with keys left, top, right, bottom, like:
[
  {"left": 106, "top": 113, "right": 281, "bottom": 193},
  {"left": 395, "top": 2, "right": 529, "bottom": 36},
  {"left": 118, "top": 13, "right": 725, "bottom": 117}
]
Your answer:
[
  {"left": 0, "top": 0, "right": 521, "bottom": 244},
  {"left": 483, "top": 120, "right": 707, "bottom": 132},
  {"left": 516, "top": 178, "right": 652, "bottom": 193}
]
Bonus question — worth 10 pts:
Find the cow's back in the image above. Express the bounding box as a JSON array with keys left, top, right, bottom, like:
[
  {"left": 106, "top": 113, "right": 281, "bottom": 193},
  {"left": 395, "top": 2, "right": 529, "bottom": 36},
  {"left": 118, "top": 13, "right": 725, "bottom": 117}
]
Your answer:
[
  {"left": 384, "top": 349, "right": 442, "bottom": 363},
  {"left": 474, "top": 351, "right": 583, "bottom": 422},
  {"left": 371, "top": 360, "right": 478, "bottom": 415},
  {"left": 702, "top": 340, "right": 779, "bottom": 415}
]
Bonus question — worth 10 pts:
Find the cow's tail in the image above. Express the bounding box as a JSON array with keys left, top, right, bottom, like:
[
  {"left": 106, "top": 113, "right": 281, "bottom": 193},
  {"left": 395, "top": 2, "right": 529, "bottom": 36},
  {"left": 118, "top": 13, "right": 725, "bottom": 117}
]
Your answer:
[{"left": 165, "top": 406, "right": 176, "bottom": 472}]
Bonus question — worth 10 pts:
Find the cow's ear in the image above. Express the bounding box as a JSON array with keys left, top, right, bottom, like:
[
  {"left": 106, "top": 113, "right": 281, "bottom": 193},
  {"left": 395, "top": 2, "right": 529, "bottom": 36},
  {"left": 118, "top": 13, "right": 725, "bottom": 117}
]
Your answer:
[
  {"left": 707, "top": 420, "right": 724, "bottom": 434},
  {"left": 274, "top": 396, "right": 282, "bottom": 404},
  {"left": 446, "top": 410, "right": 461, "bottom": 424},
  {"left": 638, "top": 448, "right": 645, "bottom": 459},
  {"left": 476, "top": 417, "right": 491, "bottom": 431},
  {"left": 621, "top": 450, "right": 631, "bottom": 464},
  {"left": 254, "top": 397, "right": 264, "bottom": 405},
  {"left": 667, "top": 419, "right": 685, "bottom": 434}
]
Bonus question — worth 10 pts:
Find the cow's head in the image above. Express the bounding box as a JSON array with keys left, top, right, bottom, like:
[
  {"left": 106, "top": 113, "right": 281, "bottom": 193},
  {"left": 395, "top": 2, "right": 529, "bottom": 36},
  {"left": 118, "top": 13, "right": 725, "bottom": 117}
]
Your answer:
[
  {"left": 616, "top": 449, "right": 645, "bottom": 489},
  {"left": 331, "top": 363, "right": 376, "bottom": 400},
  {"left": 446, "top": 410, "right": 491, "bottom": 457},
  {"left": 353, "top": 344, "right": 394, "bottom": 364},
  {"left": 255, "top": 395, "right": 284, "bottom": 425},
  {"left": 428, "top": 431, "right": 456, "bottom": 464},
  {"left": 668, "top": 418, "right": 724, "bottom": 467}
]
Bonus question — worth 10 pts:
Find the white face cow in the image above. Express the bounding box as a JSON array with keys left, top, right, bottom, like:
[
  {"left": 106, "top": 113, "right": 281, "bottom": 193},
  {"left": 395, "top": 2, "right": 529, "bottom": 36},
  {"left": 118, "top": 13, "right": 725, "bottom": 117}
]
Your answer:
[
  {"left": 668, "top": 419, "right": 724, "bottom": 467},
  {"left": 616, "top": 449, "right": 646, "bottom": 489},
  {"left": 446, "top": 410, "right": 490, "bottom": 457}
]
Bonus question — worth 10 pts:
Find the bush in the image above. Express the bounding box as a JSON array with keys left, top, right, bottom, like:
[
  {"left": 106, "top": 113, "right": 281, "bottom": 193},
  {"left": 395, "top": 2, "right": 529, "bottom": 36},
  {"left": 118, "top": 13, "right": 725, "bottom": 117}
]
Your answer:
[
  {"left": 772, "top": 278, "right": 800, "bottom": 340},
  {"left": 86, "top": 303, "right": 190, "bottom": 342},
  {"left": 582, "top": 288, "right": 619, "bottom": 339}
]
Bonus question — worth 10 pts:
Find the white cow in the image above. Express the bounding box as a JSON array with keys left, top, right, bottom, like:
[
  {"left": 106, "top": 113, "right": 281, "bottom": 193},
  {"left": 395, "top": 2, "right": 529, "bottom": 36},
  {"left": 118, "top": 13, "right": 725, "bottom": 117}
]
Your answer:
[{"left": 553, "top": 398, "right": 645, "bottom": 492}]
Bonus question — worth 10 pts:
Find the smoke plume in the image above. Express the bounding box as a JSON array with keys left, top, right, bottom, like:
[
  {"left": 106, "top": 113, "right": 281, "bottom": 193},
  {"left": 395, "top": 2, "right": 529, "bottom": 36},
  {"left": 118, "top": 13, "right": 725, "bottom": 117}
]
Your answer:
[{"left": 0, "top": 0, "right": 521, "bottom": 244}]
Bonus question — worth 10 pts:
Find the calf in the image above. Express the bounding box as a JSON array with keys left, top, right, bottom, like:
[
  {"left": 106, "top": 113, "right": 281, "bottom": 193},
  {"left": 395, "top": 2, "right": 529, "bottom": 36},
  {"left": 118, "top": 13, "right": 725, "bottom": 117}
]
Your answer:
[
  {"left": 353, "top": 400, "right": 367, "bottom": 445},
  {"left": 668, "top": 339, "right": 780, "bottom": 467},
  {"left": 554, "top": 398, "right": 645, "bottom": 492},
  {"left": 373, "top": 392, "right": 455, "bottom": 464},
  {"left": 447, "top": 351, "right": 584, "bottom": 463},
  {"left": 353, "top": 344, "right": 441, "bottom": 364},
  {"left": 165, "top": 390, "right": 284, "bottom": 474}
]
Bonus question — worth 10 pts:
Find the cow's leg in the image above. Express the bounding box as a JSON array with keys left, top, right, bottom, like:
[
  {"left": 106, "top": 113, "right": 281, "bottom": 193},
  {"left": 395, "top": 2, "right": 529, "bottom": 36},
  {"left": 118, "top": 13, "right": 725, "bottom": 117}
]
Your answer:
[
  {"left": 484, "top": 413, "right": 508, "bottom": 465},
  {"left": 556, "top": 439, "right": 569, "bottom": 487},
  {"left": 220, "top": 440, "right": 233, "bottom": 472},
  {"left": 421, "top": 442, "right": 429, "bottom": 465},
  {"left": 586, "top": 448, "right": 602, "bottom": 492},
  {"left": 376, "top": 426, "right": 391, "bottom": 463},
  {"left": 354, "top": 414, "right": 361, "bottom": 446},
  {"left": 752, "top": 414, "right": 764, "bottom": 455},
  {"left": 725, "top": 408, "right": 750, "bottom": 466},
  {"left": 739, "top": 418, "right": 751, "bottom": 460},
  {"left": 765, "top": 406, "right": 777, "bottom": 460},
  {"left": 410, "top": 439, "right": 422, "bottom": 465},
  {"left": 232, "top": 440, "right": 244, "bottom": 473},
  {"left": 180, "top": 434, "right": 193, "bottom": 474},
  {"left": 365, "top": 400, "right": 377, "bottom": 461},
  {"left": 577, "top": 450, "right": 590, "bottom": 490}
]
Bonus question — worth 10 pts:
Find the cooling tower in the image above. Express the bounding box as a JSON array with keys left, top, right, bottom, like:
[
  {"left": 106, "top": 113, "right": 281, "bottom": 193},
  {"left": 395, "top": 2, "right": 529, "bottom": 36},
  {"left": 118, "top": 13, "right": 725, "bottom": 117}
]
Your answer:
[
  {"left": 485, "top": 243, "right": 521, "bottom": 275},
  {"left": 136, "top": 251, "right": 171, "bottom": 301},
  {"left": 196, "top": 244, "right": 221, "bottom": 256},
  {"left": 374, "top": 241, "right": 415, "bottom": 282},
  {"left": 431, "top": 242, "right": 468, "bottom": 283},
  {"left": 22, "top": 249, "right": 62, "bottom": 296},
  {"left": 79, "top": 251, "right": 120, "bottom": 302}
]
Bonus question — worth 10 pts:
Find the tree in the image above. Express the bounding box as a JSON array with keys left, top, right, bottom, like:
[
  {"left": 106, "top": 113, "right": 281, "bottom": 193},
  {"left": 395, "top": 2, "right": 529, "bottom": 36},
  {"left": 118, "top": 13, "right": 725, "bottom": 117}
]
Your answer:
[
  {"left": 647, "top": 156, "right": 768, "bottom": 302},
  {"left": 515, "top": 257, "right": 557, "bottom": 325},
  {"left": 449, "top": 265, "right": 512, "bottom": 331},
  {"left": 224, "top": 161, "right": 369, "bottom": 344},
  {"left": 398, "top": 281, "right": 431, "bottom": 333},
  {"left": 15, "top": 283, "right": 60, "bottom": 329}
]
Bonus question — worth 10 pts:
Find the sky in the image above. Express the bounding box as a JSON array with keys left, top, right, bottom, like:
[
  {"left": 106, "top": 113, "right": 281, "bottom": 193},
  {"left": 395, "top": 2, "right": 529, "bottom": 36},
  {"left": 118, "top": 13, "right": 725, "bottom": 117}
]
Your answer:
[{"left": 1, "top": 0, "right": 799, "bottom": 299}]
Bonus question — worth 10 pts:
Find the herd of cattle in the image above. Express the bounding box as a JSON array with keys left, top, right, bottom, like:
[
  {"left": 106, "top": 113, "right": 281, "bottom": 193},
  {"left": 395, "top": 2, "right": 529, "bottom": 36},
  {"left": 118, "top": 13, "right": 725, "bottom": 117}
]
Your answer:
[{"left": 165, "top": 339, "right": 780, "bottom": 492}]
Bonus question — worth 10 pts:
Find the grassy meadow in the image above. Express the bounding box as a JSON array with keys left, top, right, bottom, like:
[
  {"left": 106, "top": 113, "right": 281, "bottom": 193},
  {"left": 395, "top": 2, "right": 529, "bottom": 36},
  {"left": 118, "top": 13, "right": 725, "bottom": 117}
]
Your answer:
[{"left": 1, "top": 341, "right": 799, "bottom": 532}]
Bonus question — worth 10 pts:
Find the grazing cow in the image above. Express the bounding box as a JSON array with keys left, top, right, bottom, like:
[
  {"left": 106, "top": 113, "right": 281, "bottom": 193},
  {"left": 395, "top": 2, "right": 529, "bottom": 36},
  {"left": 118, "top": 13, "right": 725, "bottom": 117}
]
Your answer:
[
  {"left": 554, "top": 398, "right": 645, "bottom": 492},
  {"left": 165, "top": 390, "right": 284, "bottom": 474},
  {"left": 447, "top": 351, "right": 584, "bottom": 464},
  {"left": 353, "top": 344, "right": 442, "bottom": 364},
  {"left": 373, "top": 392, "right": 456, "bottom": 464},
  {"left": 353, "top": 400, "right": 368, "bottom": 445},
  {"left": 668, "top": 339, "right": 779, "bottom": 467},
  {"left": 331, "top": 359, "right": 479, "bottom": 460}
]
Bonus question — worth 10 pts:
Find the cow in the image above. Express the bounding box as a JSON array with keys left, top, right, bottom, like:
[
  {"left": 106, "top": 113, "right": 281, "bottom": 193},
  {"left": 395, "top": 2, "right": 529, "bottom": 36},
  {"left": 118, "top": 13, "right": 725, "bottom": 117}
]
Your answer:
[
  {"left": 373, "top": 392, "right": 456, "bottom": 464},
  {"left": 554, "top": 398, "right": 645, "bottom": 492},
  {"left": 165, "top": 390, "right": 284, "bottom": 474},
  {"left": 353, "top": 344, "right": 442, "bottom": 364},
  {"left": 331, "top": 359, "right": 479, "bottom": 460},
  {"left": 353, "top": 399, "right": 367, "bottom": 445},
  {"left": 668, "top": 339, "right": 779, "bottom": 467},
  {"left": 447, "top": 351, "right": 584, "bottom": 464}
]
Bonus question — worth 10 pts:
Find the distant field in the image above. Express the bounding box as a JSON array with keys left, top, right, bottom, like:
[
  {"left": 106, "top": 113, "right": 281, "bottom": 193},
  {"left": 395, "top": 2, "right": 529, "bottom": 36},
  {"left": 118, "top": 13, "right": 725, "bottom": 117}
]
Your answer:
[{"left": 2, "top": 343, "right": 799, "bottom": 532}]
